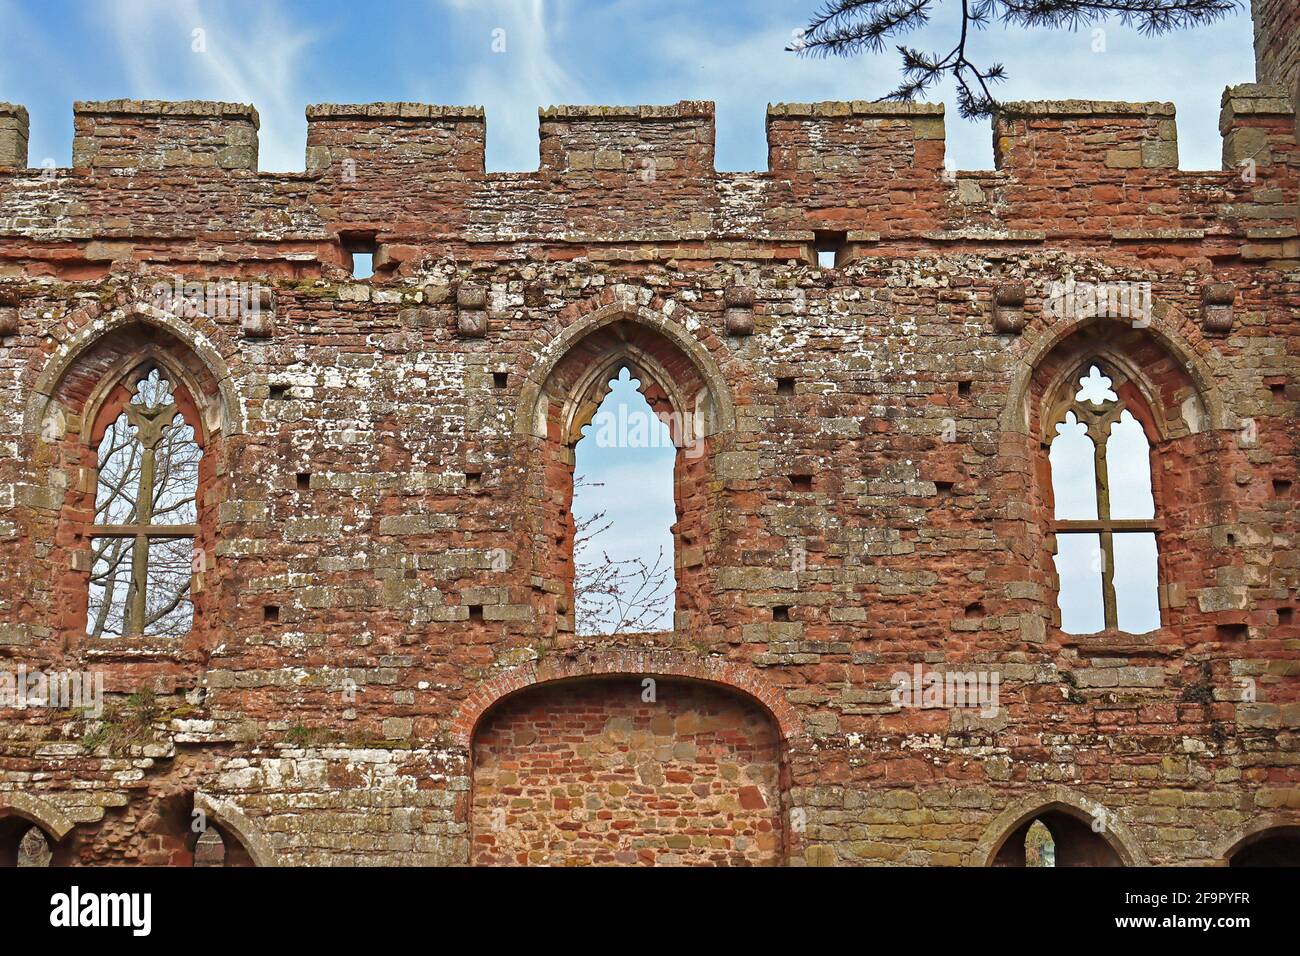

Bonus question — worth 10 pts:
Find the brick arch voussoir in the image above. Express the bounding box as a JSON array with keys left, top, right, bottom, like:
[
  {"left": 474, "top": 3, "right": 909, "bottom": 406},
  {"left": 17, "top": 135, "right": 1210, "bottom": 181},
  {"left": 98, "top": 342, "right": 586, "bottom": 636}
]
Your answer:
[
  {"left": 1212, "top": 813, "right": 1300, "bottom": 865},
  {"left": 0, "top": 792, "right": 76, "bottom": 841},
  {"left": 192, "top": 793, "right": 279, "bottom": 867},
  {"left": 451, "top": 649, "right": 802, "bottom": 750}
]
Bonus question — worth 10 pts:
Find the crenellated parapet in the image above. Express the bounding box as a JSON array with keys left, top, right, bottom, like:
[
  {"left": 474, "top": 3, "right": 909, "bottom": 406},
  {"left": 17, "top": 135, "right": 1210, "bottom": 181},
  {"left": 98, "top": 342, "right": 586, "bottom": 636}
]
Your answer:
[
  {"left": 305, "top": 102, "right": 486, "bottom": 181},
  {"left": 71, "top": 99, "right": 260, "bottom": 172},
  {"left": 539, "top": 101, "right": 715, "bottom": 181},
  {"left": 0, "top": 91, "right": 1294, "bottom": 268},
  {"left": 0, "top": 103, "right": 28, "bottom": 170},
  {"left": 766, "top": 101, "right": 947, "bottom": 237}
]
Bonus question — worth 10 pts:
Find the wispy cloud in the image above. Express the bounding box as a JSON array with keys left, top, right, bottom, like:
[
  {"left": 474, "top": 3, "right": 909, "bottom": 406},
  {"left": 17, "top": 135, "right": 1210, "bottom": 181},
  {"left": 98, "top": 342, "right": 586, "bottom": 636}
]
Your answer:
[
  {"left": 93, "top": 0, "right": 320, "bottom": 171},
  {"left": 641, "top": 4, "right": 1253, "bottom": 169},
  {"left": 427, "top": 0, "right": 586, "bottom": 170}
]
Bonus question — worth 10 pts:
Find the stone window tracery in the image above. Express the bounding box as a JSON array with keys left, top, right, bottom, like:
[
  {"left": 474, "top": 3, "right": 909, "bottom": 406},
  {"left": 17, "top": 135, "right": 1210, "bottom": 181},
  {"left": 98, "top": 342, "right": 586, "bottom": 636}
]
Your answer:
[
  {"left": 1047, "top": 362, "right": 1161, "bottom": 634},
  {"left": 87, "top": 366, "right": 202, "bottom": 638}
]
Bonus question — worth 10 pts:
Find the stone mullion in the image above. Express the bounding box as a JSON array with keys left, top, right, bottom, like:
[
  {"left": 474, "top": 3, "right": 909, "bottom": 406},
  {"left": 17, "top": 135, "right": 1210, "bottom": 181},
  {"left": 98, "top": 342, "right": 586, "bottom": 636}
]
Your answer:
[
  {"left": 1087, "top": 407, "right": 1119, "bottom": 630},
  {"left": 124, "top": 441, "right": 157, "bottom": 635},
  {"left": 120, "top": 393, "right": 174, "bottom": 635}
]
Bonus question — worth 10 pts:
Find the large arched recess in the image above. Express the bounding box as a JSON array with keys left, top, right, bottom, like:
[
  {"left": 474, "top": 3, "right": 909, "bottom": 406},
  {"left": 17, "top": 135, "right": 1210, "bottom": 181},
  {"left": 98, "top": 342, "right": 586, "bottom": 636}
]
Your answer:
[
  {"left": 1002, "top": 314, "right": 1229, "bottom": 640},
  {"left": 513, "top": 299, "right": 736, "bottom": 637},
  {"left": 23, "top": 303, "right": 234, "bottom": 653},
  {"left": 470, "top": 674, "right": 786, "bottom": 866}
]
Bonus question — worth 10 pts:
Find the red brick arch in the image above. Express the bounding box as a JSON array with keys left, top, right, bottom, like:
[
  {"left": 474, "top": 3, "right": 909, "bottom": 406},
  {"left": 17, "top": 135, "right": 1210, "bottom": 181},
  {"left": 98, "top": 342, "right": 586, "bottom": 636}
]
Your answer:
[{"left": 450, "top": 648, "right": 803, "bottom": 749}]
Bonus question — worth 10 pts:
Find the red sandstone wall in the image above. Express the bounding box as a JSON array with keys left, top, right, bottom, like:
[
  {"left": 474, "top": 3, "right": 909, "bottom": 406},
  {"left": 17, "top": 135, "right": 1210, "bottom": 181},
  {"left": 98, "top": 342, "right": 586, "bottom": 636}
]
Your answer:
[
  {"left": 0, "top": 84, "right": 1295, "bottom": 866},
  {"left": 471, "top": 678, "right": 783, "bottom": 866},
  {"left": 1254, "top": 0, "right": 1300, "bottom": 95}
]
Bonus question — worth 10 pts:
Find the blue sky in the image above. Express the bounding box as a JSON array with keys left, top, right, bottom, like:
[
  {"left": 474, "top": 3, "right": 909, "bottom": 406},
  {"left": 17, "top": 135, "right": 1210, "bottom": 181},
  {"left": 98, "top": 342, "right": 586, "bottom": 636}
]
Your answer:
[
  {"left": 573, "top": 371, "right": 676, "bottom": 633},
  {"left": 0, "top": 0, "right": 1257, "bottom": 172},
  {"left": 1, "top": 0, "right": 1253, "bottom": 633}
]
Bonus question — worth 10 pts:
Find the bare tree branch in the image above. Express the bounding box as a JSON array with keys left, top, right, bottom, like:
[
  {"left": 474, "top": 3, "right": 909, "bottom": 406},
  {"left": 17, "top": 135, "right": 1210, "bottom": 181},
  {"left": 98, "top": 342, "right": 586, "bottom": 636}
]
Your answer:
[
  {"left": 572, "top": 475, "right": 674, "bottom": 636},
  {"left": 791, "top": 0, "right": 1241, "bottom": 118}
]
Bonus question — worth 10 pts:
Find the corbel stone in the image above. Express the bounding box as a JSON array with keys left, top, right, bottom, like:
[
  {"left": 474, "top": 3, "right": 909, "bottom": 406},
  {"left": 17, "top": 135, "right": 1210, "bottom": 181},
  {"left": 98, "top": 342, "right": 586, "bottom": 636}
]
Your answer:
[
  {"left": 992, "top": 282, "right": 1027, "bottom": 333},
  {"left": 724, "top": 285, "right": 755, "bottom": 336},
  {"left": 242, "top": 285, "right": 275, "bottom": 338},
  {"left": 457, "top": 284, "right": 488, "bottom": 338},
  {"left": 0, "top": 286, "right": 18, "bottom": 337},
  {"left": 1200, "top": 282, "right": 1236, "bottom": 335}
]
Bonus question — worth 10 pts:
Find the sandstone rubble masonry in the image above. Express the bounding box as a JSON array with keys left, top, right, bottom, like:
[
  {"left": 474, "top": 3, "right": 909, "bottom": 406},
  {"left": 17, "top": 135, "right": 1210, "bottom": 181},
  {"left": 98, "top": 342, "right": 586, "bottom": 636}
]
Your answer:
[
  {"left": 0, "top": 11, "right": 1297, "bottom": 867},
  {"left": 1254, "top": 0, "right": 1300, "bottom": 101}
]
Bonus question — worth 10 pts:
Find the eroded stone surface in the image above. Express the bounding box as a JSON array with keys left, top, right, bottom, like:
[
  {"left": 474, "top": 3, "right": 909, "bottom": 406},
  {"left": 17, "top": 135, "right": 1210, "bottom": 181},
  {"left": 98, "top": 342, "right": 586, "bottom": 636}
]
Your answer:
[{"left": 0, "top": 4, "right": 1297, "bottom": 868}]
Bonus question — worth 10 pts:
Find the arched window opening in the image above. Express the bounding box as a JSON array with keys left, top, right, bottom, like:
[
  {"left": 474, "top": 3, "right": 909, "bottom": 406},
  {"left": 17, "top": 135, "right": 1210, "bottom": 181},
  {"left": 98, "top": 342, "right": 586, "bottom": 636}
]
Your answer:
[
  {"left": 17, "top": 826, "right": 52, "bottom": 867},
  {"left": 193, "top": 828, "right": 226, "bottom": 867},
  {"left": 0, "top": 815, "right": 57, "bottom": 867},
  {"left": 88, "top": 366, "right": 202, "bottom": 638},
  {"left": 1048, "top": 363, "right": 1160, "bottom": 634},
  {"left": 1228, "top": 827, "right": 1300, "bottom": 866},
  {"left": 523, "top": 311, "right": 733, "bottom": 639},
  {"left": 571, "top": 367, "right": 676, "bottom": 635},
  {"left": 152, "top": 792, "right": 257, "bottom": 867},
  {"left": 1025, "top": 819, "right": 1055, "bottom": 867},
  {"left": 992, "top": 809, "right": 1122, "bottom": 867}
]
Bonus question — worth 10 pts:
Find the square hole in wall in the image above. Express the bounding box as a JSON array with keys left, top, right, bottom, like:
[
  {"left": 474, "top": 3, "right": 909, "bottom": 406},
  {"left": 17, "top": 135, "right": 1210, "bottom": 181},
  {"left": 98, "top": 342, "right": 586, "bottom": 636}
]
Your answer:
[
  {"left": 263, "top": 605, "right": 280, "bottom": 623},
  {"left": 493, "top": 372, "right": 509, "bottom": 389},
  {"left": 342, "top": 232, "right": 379, "bottom": 280},
  {"left": 772, "top": 605, "right": 791, "bottom": 622},
  {"left": 351, "top": 252, "right": 373, "bottom": 280},
  {"left": 468, "top": 605, "right": 484, "bottom": 622},
  {"left": 1216, "top": 622, "right": 1248, "bottom": 641},
  {"left": 1273, "top": 478, "right": 1292, "bottom": 497},
  {"left": 465, "top": 471, "right": 482, "bottom": 488},
  {"left": 1278, "top": 607, "right": 1294, "bottom": 626},
  {"left": 964, "top": 602, "right": 985, "bottom": 619},
  {"left": 296, "top": 472, "right": 311, "bottom": 491},
  {"left": 813, "top": 230, "right": 847, "bottom": 269},
  {"left": 935, "top": 480, "right": 955, "bottom": 496},
  {"left": 789, "top": 474, "right": 813, "bottom": 492},
  {"left": 958, "top": 380, "right": 973, "bottom": 397},
  {"left": 777, "top": 376, "right": 795, "bottom": 396},
  {"left": 269, "top": 383, "right": 289, "bottom": 400}
]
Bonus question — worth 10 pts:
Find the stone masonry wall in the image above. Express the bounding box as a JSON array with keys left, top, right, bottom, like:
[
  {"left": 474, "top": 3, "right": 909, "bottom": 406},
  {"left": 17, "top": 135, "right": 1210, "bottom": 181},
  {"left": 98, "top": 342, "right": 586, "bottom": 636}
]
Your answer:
[
  {"left": 1254, "top": 0, "right": 1300, "bottom": 98},
  {"left": 471, "top": 677, "right": 783, "bottom": 866},
  {"left": 0, "top": 12, "right": 1297, "bottom": 867}
]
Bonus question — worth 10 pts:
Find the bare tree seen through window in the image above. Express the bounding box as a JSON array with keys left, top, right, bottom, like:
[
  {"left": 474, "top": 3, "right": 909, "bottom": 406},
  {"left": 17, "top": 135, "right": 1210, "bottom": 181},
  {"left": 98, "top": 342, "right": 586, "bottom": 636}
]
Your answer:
[
  {"left": 571, "top": 367, "right": 676, "bottom": 636},
  {"left": 87, "top": 367, "right": 201, "bottom": 638},
  {"left": 572, "top": 475, "right": 674, "bottom": 636}
]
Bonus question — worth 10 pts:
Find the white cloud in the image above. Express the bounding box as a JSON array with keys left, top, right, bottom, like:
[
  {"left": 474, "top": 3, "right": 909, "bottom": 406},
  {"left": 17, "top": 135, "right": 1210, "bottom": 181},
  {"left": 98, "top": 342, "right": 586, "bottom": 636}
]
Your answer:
[
  {"left": 427, "top": 0, "right": 587, "bottom": 170},
  {"left": 93, "top": 0, "right": 320, "bottom": 171},
  {"left": 644, "top": 6, "right": 1253, "bottom": 170}
]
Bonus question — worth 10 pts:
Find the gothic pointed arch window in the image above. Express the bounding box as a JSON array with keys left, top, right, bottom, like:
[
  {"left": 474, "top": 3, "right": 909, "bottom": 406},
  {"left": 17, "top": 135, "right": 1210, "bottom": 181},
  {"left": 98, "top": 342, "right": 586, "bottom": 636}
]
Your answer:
[
  {"left": 1047, "top": 361, "right": 1161, "bottom": 634},
  {"left": 519, "top": 307, "right": 735, "bottom": 639},
  {"left": 87, "top": 365, "right": 202, "bottom": 638}
]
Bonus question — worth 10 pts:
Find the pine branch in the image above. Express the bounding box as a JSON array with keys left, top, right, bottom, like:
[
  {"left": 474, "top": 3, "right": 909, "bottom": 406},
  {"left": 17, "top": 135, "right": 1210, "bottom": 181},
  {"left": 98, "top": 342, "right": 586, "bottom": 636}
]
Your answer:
[{"left": 793, "top": 0, "right": 1242, "bottom": 118}]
